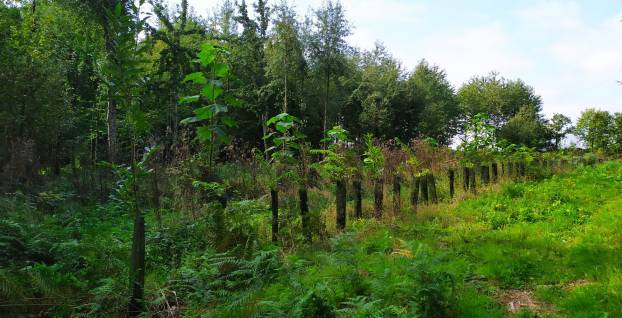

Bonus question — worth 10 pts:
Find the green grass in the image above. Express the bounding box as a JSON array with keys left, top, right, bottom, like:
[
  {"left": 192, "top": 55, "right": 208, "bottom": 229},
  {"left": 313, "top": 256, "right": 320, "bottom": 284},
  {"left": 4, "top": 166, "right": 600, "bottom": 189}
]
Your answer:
[
  {"left": 2, "top": 161, "right": 621, "bottom": 317},
  {"left": 204, "top": 161, "right": 622, "bottom": 317}
]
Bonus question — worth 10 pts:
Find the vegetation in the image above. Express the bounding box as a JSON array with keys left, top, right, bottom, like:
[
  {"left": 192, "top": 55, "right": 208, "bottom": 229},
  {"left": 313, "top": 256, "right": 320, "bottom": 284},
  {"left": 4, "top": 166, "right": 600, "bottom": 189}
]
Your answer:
[{"left": 1, "top": 0, "right": 621, "bottom": 317}]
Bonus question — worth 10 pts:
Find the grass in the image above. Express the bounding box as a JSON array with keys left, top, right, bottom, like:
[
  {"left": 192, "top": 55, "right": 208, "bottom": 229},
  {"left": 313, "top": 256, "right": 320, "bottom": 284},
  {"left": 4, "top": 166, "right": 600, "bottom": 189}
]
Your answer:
[
  {"left": 1, "top": 161, "right": 620, "bottom": 317},
  {"left": 206, "top": 161, "right": 622, "bottom": 317}
]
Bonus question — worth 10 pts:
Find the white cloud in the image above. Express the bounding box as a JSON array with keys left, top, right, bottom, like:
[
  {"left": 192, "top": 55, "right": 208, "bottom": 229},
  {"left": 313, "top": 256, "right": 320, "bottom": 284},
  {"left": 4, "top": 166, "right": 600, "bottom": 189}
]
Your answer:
[
  {"left": 516, "top": 0, "right": 582, "bottom": 31},
  {"left": 419, "top": 25, "right": 535, "bottom": 86}
]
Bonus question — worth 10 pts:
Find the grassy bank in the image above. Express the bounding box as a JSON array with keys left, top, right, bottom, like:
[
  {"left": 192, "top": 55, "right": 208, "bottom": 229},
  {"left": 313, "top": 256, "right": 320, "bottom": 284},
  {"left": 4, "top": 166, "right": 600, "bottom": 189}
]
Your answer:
[
  {"left": 1, "top": 162, "right": 621, "bottom": 317},
  {"left": 203, "top": 161, "right": 622, "bottom": 317}
]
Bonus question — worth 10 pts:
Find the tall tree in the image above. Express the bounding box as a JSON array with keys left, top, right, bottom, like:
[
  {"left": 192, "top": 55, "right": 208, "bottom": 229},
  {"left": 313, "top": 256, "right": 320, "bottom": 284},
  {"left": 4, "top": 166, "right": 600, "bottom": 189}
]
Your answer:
[
  {"left": 348, "top": 43, "right": 402, "bottom": 139},
  {"left": 403, "top": 60, "right": 460, "bottom": 144},
  {"left": 306, "top": 0, "right": 351, "bottom": 144},
  {"left": 575, "top": 108, "right": 613, "bottom": 152},
  {"left": 265, "top": 2, "right": 306, "bottom": 115},
  {"left": 147, "top": 0, "right": 204, "bottom": 153},
  {"left": 547, "top": 113, "right": 573, "bottom": 149}
]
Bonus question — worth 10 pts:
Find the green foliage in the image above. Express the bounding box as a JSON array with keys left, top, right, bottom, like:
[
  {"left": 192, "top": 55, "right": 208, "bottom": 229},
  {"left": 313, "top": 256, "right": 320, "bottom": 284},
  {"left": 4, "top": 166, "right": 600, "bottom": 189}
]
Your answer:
[
  {"left": 181, "top": 43, "right": 240, "bottom": 169},
  {"left": 313, "top": 126, "right": 352, "bottom": 182},
  {"left": 459, "top": 113, "right": 497, "bottom": 165},
  {"left": 363, "top": 134, "right": 385, "bottom": 179},
  {"left": 575, "top": 108, "right": 614, "bottom": 153}
]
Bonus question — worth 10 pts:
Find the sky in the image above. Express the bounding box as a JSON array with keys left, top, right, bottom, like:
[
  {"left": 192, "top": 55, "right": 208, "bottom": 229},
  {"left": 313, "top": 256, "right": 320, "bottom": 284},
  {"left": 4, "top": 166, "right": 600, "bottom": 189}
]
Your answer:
[{"left": 171, "top": 0, "right": 622, "bottom": 120}]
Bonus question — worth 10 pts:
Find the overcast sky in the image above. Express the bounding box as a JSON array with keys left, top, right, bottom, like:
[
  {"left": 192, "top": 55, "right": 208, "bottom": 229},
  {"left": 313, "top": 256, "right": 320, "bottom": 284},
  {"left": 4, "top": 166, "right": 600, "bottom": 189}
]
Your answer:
[{"left": 170, "top": 0, "right": 622, "bottom": 120}]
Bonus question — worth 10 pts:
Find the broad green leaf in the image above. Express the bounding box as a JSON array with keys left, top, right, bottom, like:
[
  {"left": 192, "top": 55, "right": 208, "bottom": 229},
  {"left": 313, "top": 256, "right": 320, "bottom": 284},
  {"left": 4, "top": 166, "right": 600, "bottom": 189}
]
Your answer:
[
  {"left": 201, "top": 85, "right": 224, "bottom": 101},
  {"left": 221, "top": 115, "right": 237, "bottom": 128},
  {"left": 276, "top": 121, "right": 293, "bottom": 133},
  {"left": 194, "top": 106, "right": 214, "bottom": 120},
  {"left": 114, "top": 2, "right": 122, "bottom": 17},
  {"left": 183, "top": 72, "right": 207, "bottom": 85},
  {"left": 213, "top": 63, "right": 229, "bottom": 77},
  {"left": 196, "top": 126, "right": 212, "bottom": 143},
  {"left": 180, "top": 116, "right": 201, "bottom": 125},
  {"left": 179, "top": 95, "right": 200, "bottom": 104},
  {"left": 224, "top": 95, "right": 242, "bottom": 108},
  {"left": 198, "top": 44, "right": 216, "bottom": 66}
]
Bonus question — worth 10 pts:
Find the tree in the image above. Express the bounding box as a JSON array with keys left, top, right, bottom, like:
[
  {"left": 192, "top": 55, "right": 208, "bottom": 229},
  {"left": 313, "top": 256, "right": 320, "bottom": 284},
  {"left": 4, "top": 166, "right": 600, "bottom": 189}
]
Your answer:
[
  {"left": 349, "top": 43, "right": 403, "bottom": 140},
  {"left": 612, "top": 113, "right": 622, "bottom": 153},
  {"left": 84, "top": 0, "right": 135, "bottom": 163},
  {"left": 265, "top": 2, "right": 306, "bottom": 115},
  {"left": 547, "top": 113, "right": 573, "bottom": 149},
  {"left": 498, "top": 104, "right": 549, "bottom": 149},
  {"left": 306, "top": 0, "right": 351, "bottom": 144},
  {"left": 180, "top": 43, "right": 240, "bottom": 172},
  {"left": 146, "top": 0, "right": 204, "bottom": 150},
  {"left": 403, "top": 60, "right": 460, "bottom": 144},
  {"left": 363, "top": 134, "right": 385, "bottom": 218},
  {"left": 230, "top": 0, "right": 272, "bottom": 154},
  {"left": 575, "top": 108, "right": 613, "bottom": 152},
  {"left": 458, "top": 73, "right": 542, "bottom": 126},
  {"left": 313, "top": 126, "right": 351, "bottom": 229}
]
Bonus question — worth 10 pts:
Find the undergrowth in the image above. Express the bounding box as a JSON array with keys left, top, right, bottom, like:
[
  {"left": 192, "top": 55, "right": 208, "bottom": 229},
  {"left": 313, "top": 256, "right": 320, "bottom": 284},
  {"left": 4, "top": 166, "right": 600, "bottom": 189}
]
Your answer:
[{"left": 1, "top": 162, "right": 621, "bottom": 317}]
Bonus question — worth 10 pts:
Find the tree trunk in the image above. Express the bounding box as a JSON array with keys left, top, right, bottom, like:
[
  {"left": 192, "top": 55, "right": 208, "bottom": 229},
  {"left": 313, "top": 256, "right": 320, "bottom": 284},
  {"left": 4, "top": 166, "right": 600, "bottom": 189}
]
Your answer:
[
  {"left": 428, "top": 173, "right": 438, "bottom": 204},
  {"left": 299, "top": 187, "right": 311, "bottom": 243},
  {"left": 392, "top": 175, "right": 401, "bottom": 215},
  {"left": 469, "top": 168, "right": 477, "bottom": 194},
  {"left": 107, "top": 99, "right": 118, "bottom": 163},
  {"left": 411, "top": 176, "right": 420, "bottom": 213},
  {"left": 420, "top": 173, "right": 429, "bottom": 204},
  {"left": 373, "top": 178, "right": 383, "bottom": 219},
  {"left": 336, "top": 180, "right": 346, "bottom": 230},
  {"left": 128, "top": 208, "right": 145, "bottom": 317},
  {"left": 463, "top": 167, "right": 470, "bottom": 191},
  {"left": 322, "top": 70, "right": 329, "bottom": 150},
  {"left": 271, "top": 188, "right": 278, "bottom": 243},
  {"left": 480, "top": 165, "right": 489, "bottom": 185},
  {"left": 448, "top": 168, "right": 455, "bottom": 199},
  {"left": 491, "top": 162, "right": 498, "bottom": 182},
  {"left": 520, "top": 162, "right": 526, "bottom": 177},
  {"left": 353, "top": 180, "right": 362, "bottom": 219},
  {"left": 152, "top": 162, "right": 162, "bottom": 229}
]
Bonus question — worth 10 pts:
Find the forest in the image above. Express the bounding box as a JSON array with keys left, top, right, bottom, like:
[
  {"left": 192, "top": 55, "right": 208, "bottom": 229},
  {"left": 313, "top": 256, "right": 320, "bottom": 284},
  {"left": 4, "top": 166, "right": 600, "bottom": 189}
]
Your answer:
[{"left": 1, "top": 0, "right": 622, "bottom": 317}]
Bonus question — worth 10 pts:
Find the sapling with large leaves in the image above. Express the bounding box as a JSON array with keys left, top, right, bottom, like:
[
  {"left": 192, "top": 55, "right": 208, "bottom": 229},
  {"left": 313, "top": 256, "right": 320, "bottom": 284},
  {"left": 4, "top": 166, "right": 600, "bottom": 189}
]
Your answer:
[
  {"left": 180, "top": 43, "right": 241, "bottom": 174},
  {"left": 313, "top": 126, "right": 352, "bottom": 230},
  {"left": 180, "top": 42, "right": 240, "bottom": 212},
  {"left": 263, "top": 113, "right": 307, "bottom": 242},
  {"left": 458, "top": 113, "right": 497, "bottom": 194},
  {"left": 363, "top": 134, "right": 385, "bottom": 219}
]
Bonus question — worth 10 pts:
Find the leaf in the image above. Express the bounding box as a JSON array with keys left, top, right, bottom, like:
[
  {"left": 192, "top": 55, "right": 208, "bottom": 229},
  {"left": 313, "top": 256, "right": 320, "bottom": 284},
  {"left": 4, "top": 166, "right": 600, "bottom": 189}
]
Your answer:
[
  {"left": 266, "top": 113, "right": 290, "bottom": 126},
  {"left": 213, "top": 126, "right": 230, "bottom": 144},
  {"left": 198, "top": 44, "right": 216, "bottom": 66},
  {"left": 193, "top": 106, "right": 214, "bottom": 120},
  {"left": 213, "top": 63, "right": 229, "bottom": 77},
  {"left": 221, "top": 116, "right": 237, "bottom": 128},
  {"left": 262, "top": 132, "right": 277, "bottom": 140},
  {"left": 196, "top": 126, "right": 212, "bottom": 143},
  {"left": 224, "top": 95, "right": 242, "bottom": 108},
  {"left": 179, "top": 95, "right": 200, "bottom": 104},
  {"left": 276, "top": 121, "right": 293, "bottom": 133},
  {"left": 114, "top": 2, "right": 122, "bottom": 17},
  {"left": 180, "top": 116, "right": 201, "bottom": 125},
  {"left": 201, "top": 85, "right": 224, "bottom": 101},
  {"left": 183, "top": 72, "right": 207, "bottom": 85}
]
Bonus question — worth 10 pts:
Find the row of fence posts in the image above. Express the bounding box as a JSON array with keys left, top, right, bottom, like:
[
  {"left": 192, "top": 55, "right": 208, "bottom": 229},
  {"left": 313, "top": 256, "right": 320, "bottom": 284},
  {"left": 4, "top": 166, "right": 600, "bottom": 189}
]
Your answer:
[{"left": 271, "top": 158, "right": 582, "bottom": 243}]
